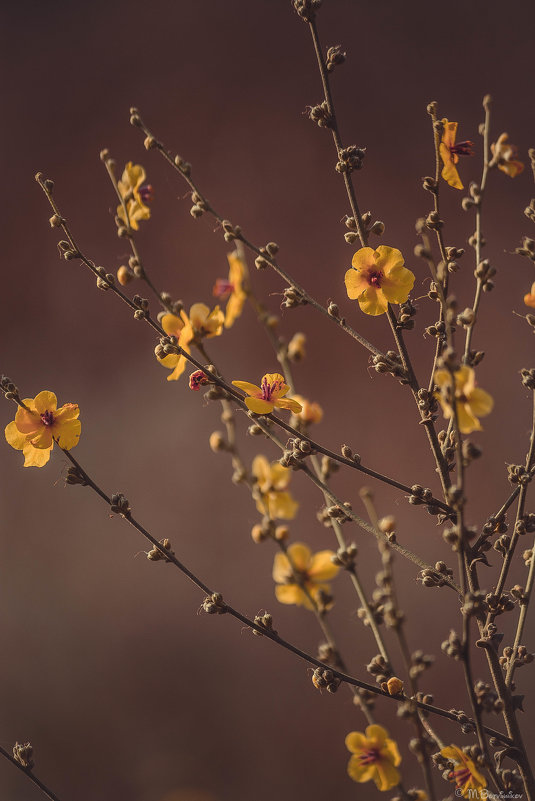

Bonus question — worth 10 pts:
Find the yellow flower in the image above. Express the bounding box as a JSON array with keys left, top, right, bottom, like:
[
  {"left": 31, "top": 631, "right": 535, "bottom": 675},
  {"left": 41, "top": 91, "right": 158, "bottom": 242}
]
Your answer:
[
  {"left": 290, "top": 395, "right": 323, "bottom": 425},
  {"left": 272, "top": 542, "right": 339, "bottom": 609},
  {"left": 439, "top": 119, "right": 474, "bottom": 190},
  {"left": 345, "top": 246, "right": 415, "bottom": 316},
  {"left": 434, "top": 365, "right": 493, "bottom": 434},
  {"left": 157, "top": 303, "right": 224, "bottom": 381},
  {"left": 5, "top": 391, "right": 81, "bottom": 468},
  {"left": 232, "top": 373, "right": 302, "bottom": 414},
  {"left": 490, "top": 133, "right": 524, "bottom": 178},
  {"left": 252, "top": 455, "right": 298, "bottom": 520},
  {"left": 345, "top": 725, "right": 401, "bottom": 791},
  {"left": 212, "top": 252, "right": 247, "bottom": 328},
  {"left": 440, "top": 745, "right": 487, "bottom": 799},
  {"left": 524, "top": 282, "right": 535, "bottom": 309},
  {"left": 117, "top": 162, "right": 153, "bottom": 230}
]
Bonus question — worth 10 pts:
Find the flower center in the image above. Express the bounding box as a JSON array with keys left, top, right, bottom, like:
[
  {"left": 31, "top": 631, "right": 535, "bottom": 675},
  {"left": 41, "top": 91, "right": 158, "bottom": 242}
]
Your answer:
[
  {"left": 261, "top": 377, "right": 283, "bottom": 401},
  {"left": 213, "top": 278, "right": 234, "bottom": 299},
  {"left": 359, "top": 747, "right": 381, "bottom": 765},
  {"left": 367, "top": 270, "right": 383, "bottom": 288},
  {"left": 450, "top": 140, "right": 474, "bottom": 157},
  {"left": 450, "top": 766, "right": 471, "bottom": 788},
  {"left": 40, "top": 410, "right": 55, "bottom": 427},
  {"left": 138, "top": 184, "right": 153, "bottom": 204}
]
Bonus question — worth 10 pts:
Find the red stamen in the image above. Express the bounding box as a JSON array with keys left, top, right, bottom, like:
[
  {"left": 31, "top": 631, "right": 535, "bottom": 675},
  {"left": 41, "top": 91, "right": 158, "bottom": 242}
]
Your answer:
[
  {"left": 213, "top": 278, "right": 234, "bottom": 299},
  {"left": 359, "top": 748, "right": 380, "bottom": 765},
  {"left": 40, "top": 410, "right": 55, "bottom": 426},
  {"left": 138, "top": 184, "right": 153, "bottom": 204},
  {"left": 450, "top": 140, "right": 474, "bottom": 157},
  {"left": 367, "top": 270, "right": 383, "bottom": 288},
  {"left": 261, "top": 377, "right": 283, "bottom": 401}
]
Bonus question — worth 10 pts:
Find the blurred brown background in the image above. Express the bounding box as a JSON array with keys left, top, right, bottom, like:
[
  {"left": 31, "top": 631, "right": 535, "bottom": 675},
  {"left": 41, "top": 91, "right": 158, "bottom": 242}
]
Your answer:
[{"left": 2, "top": 1, "right": 535, "bottom": 799}]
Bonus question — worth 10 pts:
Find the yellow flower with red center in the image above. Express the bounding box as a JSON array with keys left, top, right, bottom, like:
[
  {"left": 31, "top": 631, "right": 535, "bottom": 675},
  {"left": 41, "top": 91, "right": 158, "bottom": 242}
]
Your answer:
[
  {"left": 252, "top": 455, "right": 298, "bottom": 519},
  {"left": 290, "top": 395, "right": 323, "bottom": 426},
  {"left": 232, "top": 373, "right": 302, "bottom": 414},
  {"left": 434, "top": 365, "right": 493, "bottom": 434},
  {"left": 157, "top": 303, "right": 224, "bottom": 381},
  {"left": 272, "top": 542, "right": 339, "bottom": 609},
  {"left": 345, "top": 246, "right": 415, "bottom": 316},
  {"left": 117, "top": 162, "right": 153, "bottom": 230},
  {"left": 439, "top": 119, "right": 474, "bottom": 190},
  {"left": 345, "top": 725, "right": 401, "bottom": 791},
  {"left": 5, "top": 391, "right": 81, "bottom": 468},
  {"left": 490, "top": 133, "right": 524, "bottom": 178},
  {"left": 213, "top": 252, "right": 247, "bottom": 328},
  {"left": 440, "top": 745, "right": 487, "bottom": 799},
  {"left": 524, "top": 282, "right": 535, "bottom": 309}
]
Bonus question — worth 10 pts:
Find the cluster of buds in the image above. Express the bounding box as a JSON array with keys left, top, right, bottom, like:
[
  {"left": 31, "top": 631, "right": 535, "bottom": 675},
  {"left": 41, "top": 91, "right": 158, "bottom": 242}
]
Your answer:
[
  {"left": 425, "top": 319, "right": 446, "bottom": 340},
  {"left": 110, "top": 493, "right": 131, "bottom": 517},
  {"left": 331, "top": 543, "right": 357, "bottom": 569},
  {"left": 398, "top": 299, "right": 417, "bottom": 330},
  {"left": 419, "top": 561, "right": 454, "bottom": 588},
  {"left": 474, "top": 259, "right": 496, "bottom": 291},
  {"left": 65, "top": 465, "right": 89, "bottom": 487},
  {"left": 326, "top": 300, "right": 345, "bottom": 326},
  {"left": 357, "top": 599, "right": 385, "bottom": 627},
  {"left": 482, "top": 514, "right": 508, "bottom": 536},
  {"left": 132, "top": 294, "right": 150, "bottom": 320},
  {"left": 340, "top": 444, "right": 361, "bottom": 464},
  {"left": 172, "top": 153, "right": 191, "bottom": 177},
  {"left": 311, "top": 667, "right": 341, "bottom": 693},
  {"left": 461, "top": 590, "right": 488, "bottom": 617},
  {"left": 485, "top": 592, "right": 515, "bottom": 616},
  {"left": 446, "top": 710, "right": 476, "bottom": 735},
  {"left": 317, "top": 642, "right": 336, "bottom": 663},
  {"left": 494, "top": 534, "right": 511, "bottom": 557},
  {"left": 499, "top": 645, "right": 534, "bottom": 672},
  {"left": 155, "top": 336, "right": 179, "bottom": 360},
  {"left": 507, "top": 463, "right": 532, "bottom": 486},
  {"left": 220, "top": 219, "right": 242, "bottom": 243},
  {"left": 13, "top": 742, "right": 34, "bottom": 770},
  {"left": 253, "top": 241, "right": 279, "bottom": 269},
  {"left": 438, "top": 427, "right": 456, "bottom": 467},
  {"left": 95, "top": 265, "right": 115, "bottom": 292},
  {"left": 292, "top": 0, "right": 322, "bottom": 21},
  {"left": 307, "top": 100, "right": 332, "bottom": 128},
  {"left": 189, "top": 191, "right": 207, "bottom": 218},
  {"left": 515, "top": 236, "right": 535, "bottom": 262},
  {"left": 146, "top": 538, "right": 174, "bottom": 563},
  {"left": 371, "top": 351, "right": 408, "bottom": 382},
  {"left": 525, "top": 197, "right": 535, "bottom": 223},
  {"left": 326, "top": 45, "right": 346, "bottom": 72},
  {"left": 425, "top": 210, "right": 443, "bottom": 231},
  {"left": 408, "top": 484, "right": 434, "bottom": 506},
  {"left": 252, "top": 612, "right": 277, "bottom": 637},
  {"left": 323, "top": 502, "right": 352, "bottom": 523},
  {"left": 201, "top": 592, "right": 227, "bottom": 615},
  {"left": 445, "top": 245, "right": 465, "bottom": 273},
  {"left": 281, "top": 286, "right": 306, "bottom": 308},
  {"left": 442, "top": 630, "right": 463, "bottom": 660},
  {"left": 474, "top": 680, "right": 504, "bottom": 714},
  {"left": 0, "top": 374, "right": 19, "bottom": 400},
  {"left": 366, "top": 654, "right": 393, "bottom": 685},
  {"left": 461, "top": 181, "right": 483, "bottom": 211},
  {"left": 520, "top": 367, "right": 535, "bottom": 390},
  {"left": 515, "top": 514, "right": 535, "bottom": 535},
  {"left": 279, "top": 436, "right": 314, "bottom": 468},
  {"left": 336, "top": 145, "right": 366, "bottom": 174},
  {"left": 416, "top": 387, "right": 437, "bottom": 418}
]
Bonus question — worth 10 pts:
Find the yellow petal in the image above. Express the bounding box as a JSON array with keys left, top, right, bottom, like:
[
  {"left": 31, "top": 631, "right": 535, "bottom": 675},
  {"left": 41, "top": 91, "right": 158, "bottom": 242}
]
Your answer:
[
  {"left": 189, "top": 302, "right": 210, "bottom": 328},
  {"left": 157, "top": 353, "right": 179, "bottom": 369},
  {"left": 382, "top": 264, "right": 415, "bottom": 302},
  {"left": 498, "top": 160, "right": 524, "bottom": 178},
  {"left": 225, "top": 289, "right": 246, "bottom": 328},
  {"left": 14, "top": 406, "right": 40, "bottom": 434},
  {"left": 347, "top": 755, "right": 376, "bottom": 784},
  {"left": 374, "top": 246, "right": 404, "bottom": 276},
  {"left": 5, "top": 421, "right": 28, "bottom": 451},
  {"left": 269, "top": 462, "right": 291, "bottom": 490},
  {"left": 274, "top": 397, "right": 303, "bottom": 413},
  {"left": 351, "top": 247, "right": 376, "bottom": 272},
  {"left": 231, "top": 380, "right": 261, "bottom": 397},
  {"left": 457, "top": 402, "right": 482, "bottom": 434},
  {"left": 358, "top": 288, "right": 388, "bottom": 316},
  {"left": 373, "top": 760, "right": 400, "bottom": 791},
  {"left": 23, "top": 443, "right": 52, "bottom": 468},
  {"left": 345, "top": 268, "right": 369, "bottom": 300},
  {"left": 33, "top": 391, "right": 58, "bottom": 414},
  {"left": 53, "top": 403, "right": 80, "bottom": 425},
  {"left": 440, "top": 144, "right": 463, "bottom": 189},
  {"left": 268, "top": 491, "right": 298, "bottom": 520},
  {"left": 28, "top": 427, "right": 53, "bottom": 449},
  {"left": 262, "top": 374, "right": 288, "bottom": 399},
  {"left": 245, "top": 397, "right": 274, "bottom": 414},
  {"left": 345, "top": 732, "right": 368, "bottom": 753},
  {"left": 467, "top": 387, "right": 493, "bottom": 418},
  {"left": 55, "top": 419, "right": 81, "bottom": 450},
  {"left": 308, "top": 550, "right": 339, "bottom": 582},
  {"left": 161, "top": 313, "right": 184, "bottom": 337},
  {"left": 441, "top": 120, "right": 458, "bottom": 150},
  {"left": 166, "top": 355, "right": 188, "bottom": 382},
  {"left": 286, "top": 543, "right": 312, "bottom": 572},
  {"left": 252, "top": 455, "right": 271, "bottom": 486},
  {"left": 275, "top": 584, "right": 311, "bottom": 608},
  {"left": 365, "top": 725, "right": 389, "bottom": 747},
  {"left": 228, "top": 252, "right": 246, "bottom": 287},
  {"left": 273, "top": 551, "right": 291, "bottom": 583}
]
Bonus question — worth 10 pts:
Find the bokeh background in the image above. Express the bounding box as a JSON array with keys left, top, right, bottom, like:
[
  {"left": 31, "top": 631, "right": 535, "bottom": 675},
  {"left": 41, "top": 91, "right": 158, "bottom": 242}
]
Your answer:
[{"left": 2, "top": 1, "right": 535, "bottom": 799}]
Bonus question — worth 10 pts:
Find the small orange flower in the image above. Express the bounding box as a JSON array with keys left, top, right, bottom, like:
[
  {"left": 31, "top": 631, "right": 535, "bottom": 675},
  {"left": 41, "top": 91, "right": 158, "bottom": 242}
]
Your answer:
[
  {"left": 439, "top": 119, "right": 473, "bottom": 190},
  {"left": 345, "top": 725, "right": 401, "bottom": 791},
  {"left": 212, "top": 252, "right": 247, "bottom": 328},
  {"left": 157, "top": 303, "right": 224, "bottom": 381},
  {"left": 345, "top": 246, "right": 415, "bottom": 316},
  {"left": 232, "top": 373, "right": 302, "bottom": 414},
  {"left": 434, "top": 365, "right": 493, "bottom": 434},
  {"left": 440, "top": 745, "right": 487, "bottom": 799},
  {"left": 117, "top": 162, "right": 153, "bottom": 230},
  {"left": 524, "top": 282, "right": 535, "bottom": 309},
  {"left": 272, "top": 543, "right": 339, "bottom": 609},
  {"left": 290, "top": 395, "right": 323, "bottom": 426},
  {"left": 5, "top": 391, "right": 81, "bottom": 468},
  {"left": 490, "top": 133, "right": 524, "bottom": 178},
  {"left": 252, "top": 455, "right": 298, "bottom": 519}
]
